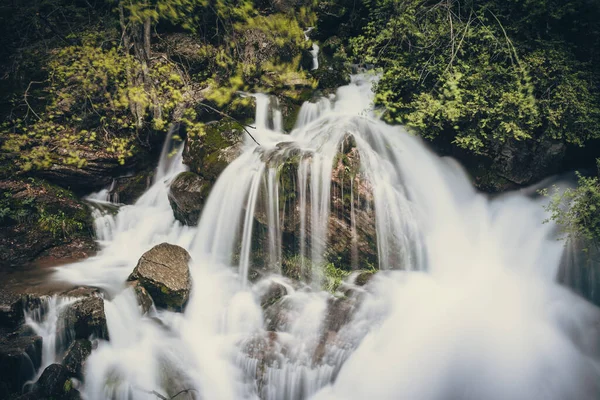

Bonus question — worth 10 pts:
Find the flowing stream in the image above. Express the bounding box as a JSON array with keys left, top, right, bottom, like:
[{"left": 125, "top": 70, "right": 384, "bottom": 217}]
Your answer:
[{"left": 30, "top": 74, "right": 600, "bottom": 399}]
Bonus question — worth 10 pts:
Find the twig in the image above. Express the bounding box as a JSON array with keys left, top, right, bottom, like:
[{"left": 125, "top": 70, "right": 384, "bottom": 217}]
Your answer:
[
  {"left": 24, "top": 81, "right": 45, "bottom": 121},
  {"left": 199, "top": 102, "right": 261, "bottom": 146},
  {"left": 134, "top": 385, "right": 198, "bottom": 400}
]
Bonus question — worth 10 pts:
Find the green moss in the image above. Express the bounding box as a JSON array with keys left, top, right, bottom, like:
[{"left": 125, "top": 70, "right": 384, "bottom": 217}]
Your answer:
[{"left": 63, "top": 379, "right": 72, "bottom": 393}]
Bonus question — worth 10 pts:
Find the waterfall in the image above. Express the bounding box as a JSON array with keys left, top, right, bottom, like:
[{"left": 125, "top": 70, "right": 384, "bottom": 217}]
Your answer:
[{"left": 34, "top": 72, "right": 600, "bottom": 400}]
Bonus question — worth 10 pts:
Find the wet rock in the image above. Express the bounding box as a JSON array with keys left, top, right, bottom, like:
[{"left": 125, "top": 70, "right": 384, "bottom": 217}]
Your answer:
[
  {"left": 354, "top": 270, "right": 375, "bottom": 286},
  {"left": 127, "top": 280, "right": 154, "bottom": 315},
  {"left": 0, "top": 179, "right": 96, "bottom": 268},
  {"left": 328, "top": 136, "right": 378, "bottom": 268},
  {"left": 157, "top": 353, "right": 198, "bottom": 400},
  {"left": 128, "top": 243, "right": 192, "bottom": 311},
  {"left": 62, "top": 339, "right": 91, "bottom": 379},
  {"left": 263, "top": 298, "right": 292, "bottom": 332},
  {"left": 59, "top": 297, "right": 109, "bottom": 349},
  {"left": 254, "top": 134, "right": 378, "bottom": 273},
  {"left": 107, "top": 169, "right": 154, "bottom": 205},
  {"left": 259, "top": 282, "right": 287, "bottom": 309},
  {"left": 313, "top": 295, "right": 359, "bottom": 364},
  {"left": 34, "top": 363, "right": 75, "bottom": 398},
  {"left": 61, "top": 287, "right": 102, "bottom": 299},
  {"left": 312, "top": 67, "right": 351, "bottom": 91},
  {"left": 183, "top": 120, "right": 244, "bottom": 184},
  {"left": 323, "top": 296, "right": 356, "bottom": 334},
  {"left": 241, "top": 331, "right": 284, "bottom": 393},
  {"left": 168, "top": 172, "right": 210, "bottom": 226},
  {"left": 0, "top": 325, "right": 43, "bottom": 398}
]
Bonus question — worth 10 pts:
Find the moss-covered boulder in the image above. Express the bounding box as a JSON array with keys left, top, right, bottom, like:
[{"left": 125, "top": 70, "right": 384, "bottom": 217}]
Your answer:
[
  {"left": 183, "top": 120, "right": 244, "bottom": 184},
  {"left": 128, "top": 243, "right": 192, "bottom": 312},
  {"left": 0, "top": 179, "right": 96, "bottom": 268},
  {"left": 168, "top": 172, "right": 210, "bottom": 226}
]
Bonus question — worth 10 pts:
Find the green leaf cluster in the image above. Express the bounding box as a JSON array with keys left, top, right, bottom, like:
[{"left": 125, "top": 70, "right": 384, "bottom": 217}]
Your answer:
[
  {"left": 350, "top": 0, "right": 600, "bottom": 154},
  {"left": 543, "top": 167, "right": 600, "bottom": 243}
]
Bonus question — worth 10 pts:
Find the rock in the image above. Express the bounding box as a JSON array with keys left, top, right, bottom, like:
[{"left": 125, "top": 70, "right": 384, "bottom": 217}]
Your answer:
[
  {"left": 35, "top": 363, "right": 74, "bottom": 398},
  {"left": 168, "top": 172, "right": 210, "bottom": 226},
  {"left": 323, "top": 296, "right": 356, "bottom": 334},
  {"left": 127, "top": 280, "right": 153, "bottom": 315},
  {"left": 0, "top": 325, "right": 43, "bottom": 398},
  {"left": 106, "top": 169, "right": 154, "bottom": 205},
  {"left": 491, "top": 137, "right": 566, "bottom": 187},
  {"left": 0, "top": 292, "right": 26, "bottom": 329},
  {"left": 240, "top": 331, "right": 284, "bottom": 393},
  {"left": 183, "top": 120, "right": 244, "bottom": 184},
  {"left": 253, "top": 135, "right": 378, "bottom": 275},
  {"left": 59, "top": 297, "right": 109, "bottom": 350},
  {"left": 62, "top": 339, "right": 91, "bottom": 379},
  {"left": 327, "top": 135, "right": 378, "bottom": 268},
  {"left": 61, "top": 287, "right": 102, "bottom": 299},
  {"left": 128, "top": 243, "right": 192, "bottom": 311},
  {"left": 312, "top": 67, "right": 351, "bottom": 91},
  {"left": 32, "top": 143, "right": 153, "bottom": 193},
  {"left": 0, "top": 179, "right": 96, "bottom": 268},
  {"left": 263, "top": 298, "right": 292, "bottom": 332},
  {"left": 354, "top": 270, "right": 375, "bottom": 286},
  {"left": 259, "top": 282, "right": 287, "bottom": 309}
]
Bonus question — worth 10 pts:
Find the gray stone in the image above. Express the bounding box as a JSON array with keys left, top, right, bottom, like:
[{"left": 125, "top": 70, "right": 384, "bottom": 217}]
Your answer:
[
  {"left": 128, "top": 243, "right": 192, "bottom": 311},
  {"left": 168, "top": 172, "right": 210, "bottom": 226}
]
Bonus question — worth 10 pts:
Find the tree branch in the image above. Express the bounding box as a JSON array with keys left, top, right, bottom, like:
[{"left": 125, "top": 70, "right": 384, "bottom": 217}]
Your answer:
[{"left": 199, "top": 102, "right": 261, "bottom": 146}]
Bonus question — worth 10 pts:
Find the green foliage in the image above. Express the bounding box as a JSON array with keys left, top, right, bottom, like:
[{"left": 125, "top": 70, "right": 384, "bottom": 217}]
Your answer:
[
  {"left": 543, "top": 170, "right": 600, "bottom": 243},
  {"left": 322, "top": 262, "right": 351, "bottom": 293},
  {"left": 1, "top": 35, "right": 194, "bottom": 171},
  {"left": 351, "top": 0, "right": 600, "bottom": 155},
  {"left": 0, "top": 179, "right": 90, "bottom": 239},
  {"left": 38, "top": 209, "right": 85, "bottom": 238}
]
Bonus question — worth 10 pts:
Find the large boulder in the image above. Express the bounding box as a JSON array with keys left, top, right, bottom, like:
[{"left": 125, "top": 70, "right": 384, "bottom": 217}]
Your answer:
[
  {"left": 128, "top": 243, "right": 192, "bottom": 311},
  {"left": 168, "top": 172, "right": 210, "bottom": 226},
  {"left": 0, "top": 179, "right": 96, "bottom": 268},
  {"left": 58, "top": 296, "right": 109, "bottom": 351},
  {"left": 0, "top": 325, "right": 43, "bottom": 398}
]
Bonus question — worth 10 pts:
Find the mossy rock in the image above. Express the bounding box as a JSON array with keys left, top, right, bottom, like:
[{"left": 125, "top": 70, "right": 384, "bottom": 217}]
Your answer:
[
  {"left": 183, "top": 119, "right": 244, "bottom": 183},
  {"left": 0, "top": 179, "right": 96, "bottom": 267}
]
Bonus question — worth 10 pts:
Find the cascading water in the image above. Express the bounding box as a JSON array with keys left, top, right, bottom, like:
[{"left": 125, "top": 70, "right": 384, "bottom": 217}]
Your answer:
[{"left": 30, "top": 73, "right": 600, "bottom": 400}]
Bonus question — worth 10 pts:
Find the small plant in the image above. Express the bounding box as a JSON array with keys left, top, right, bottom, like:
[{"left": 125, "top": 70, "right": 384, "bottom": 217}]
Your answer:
[{"left": 542, "top": 170, "right": 600, "bottom": 245}]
